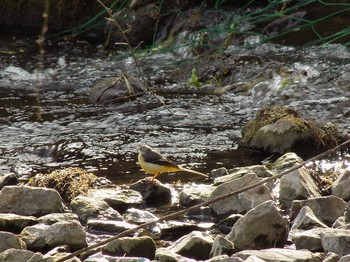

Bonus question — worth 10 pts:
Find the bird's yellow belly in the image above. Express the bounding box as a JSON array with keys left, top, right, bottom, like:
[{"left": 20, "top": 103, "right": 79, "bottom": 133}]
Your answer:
[{"left": 138, "top": 154, "right": 179, "bottom": 175}]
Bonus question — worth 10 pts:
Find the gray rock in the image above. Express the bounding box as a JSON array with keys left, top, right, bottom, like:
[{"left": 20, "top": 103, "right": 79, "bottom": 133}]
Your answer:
[
  {"left": 156, "top": 248, "right": 197, "bottom": 262},
  {"left": 130, "top": 178, "right": 172, "bottom": 205},
  {"left": 213, "top": 169, "right": 256, "bottom": 185},
  {"left": 179, "top": 184, "right": 215, "bottom": 207},
  {"left": 0, "top": 213, "right": 38, "bottom": 233},
  {"left": 229, "top": 165, "right": 273, "bottom": 178},
  {"left": 210, "top": 235, "right": 235, "bottom": 257},
  {"left": 0, "top": 231, "right": 26, "bottom": 252},
  {"left": 0, "top": 186, "right": 64, "bottom": 216},
  {"left": 209, "top": 172, "right": 272, "bottom": 219},
  {"left": 332, "top": 168, "right": 350, "bottom": 201},
  {"left": 90, "top": 188, "right": 143, "bottom": 213},
  {"left": 70, "top": 195, "right": 122, "bottom": 224},
  {"left": 166, "top": 231, "right": 214, "bottom": 260},
  {"left": 38, "top": 212, "right": 79, "bottom": 225},
  {"left": 123, "top": 208, "right": 158, "bottom": 224},
  {"left": 226, "top": 200, "right": 289, "bottom": 250},
  {"left": 233, "top": 248, "right": 323, "bottom": 262},
  {"left": 321, "top": 229, "right": 350, "bottom": 256},
  {"left": 206, "top": 255, "right": 244, "bottom": 262},
  {"left": 333, "top": 216, "right": 350, "bottom": 228},
  {"left": 216, "top": 214, "right": 244, "bottom": 234},
  {"left": 273, "top": 152, "right": 303, "bottom": 172},
  {"left": 279, "top": 167, "right": 321, "bottom": 206},
  {"left": 290, "top": 196, "right": 347, "bottom": 226},
  {"left": 85, "top": 252, "right": 151, "bottom": 262},
  {"left": 0, "top": 173, "right": 18, "bottom": 190},
  {"left": 210, "top": 167, "right": 229, "bottom": 179},
  {"left": 87, "top": 219, "right": 136, "bottom": 234},
  {"left": 339, "top": 254, "right": 350, "bottom": 262},
  {"left": 102, "top": 236, "right": 156, "bottom": 260},
  {"left": 290, "top": 228, "right": 324, "bottom": 251},
  {"left": 159, "top": 220, "right": 213, "bottom": 240},
  {"left": 0, "top": 248, "right": 44, "bottom": 262},
  {"left": 322, "top": 252, "right": 340, "bottom": 262},
  {"left": 291, "top": 206, "right": 328, "bottom": 230},
  {"left": 20, "top": 220, "right": 87, "bottom": 251}
]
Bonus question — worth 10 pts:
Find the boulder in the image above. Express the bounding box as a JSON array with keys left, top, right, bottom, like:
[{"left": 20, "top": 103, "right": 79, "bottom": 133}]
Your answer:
[
  {"left": 0, "top": 173, "right": 18, "bottom": 190},
  {"left": 38, "top": 212, "right": 79, "bottom": 225},
  {"left": 20, "top": 220, "right": 87, "bottom": 251},
  {"left": 291, "top": 206, "right": 328, "bottom": 230},
  {"left": 102, "top": 236, "right": 156, "bottom": 260},
  {"left": 290, "top": 196, "right": 347, "bottom": 226},
  {"left": 0, "top": 213, "right": 38, "bottom": 233},
  {"left": 87, "top": 219, "right": 136, "bottom": 234},
  {"left": 0, "top": 231, "right": 26, "bottom": 252},
  {"left": 85, "top": 252, "right": 151, "bottom": 262},
  {"left": 209, "top": 172, "right": 272, "bottom": 219},
  {"left": 130, "top": 178, "right": 172, "bottom": 205},
  {"left": 226, "top": 200, "right": 289, "bottom": 250},
  {"left": 156, "top": 248, "right": 197, "bottom": 262},
  {"left": 321, "top": 229, "right": 350, "bottom": 257},
  {"left": 332, "top": 168, "right": 350, "bottom": 201},
  {"left": 123, "top": 208, "right": 158, "bottom": 224},
  {"left": 0, "top": 186, "right": 64, "bottom": 216},
  {"left": 0, "top": 248, "right": 43, "bottom": 262},
  {"left": 210, "top": 235, "right": 235, "bottom": 257},
  {"left": 70, "top": 195, "right": 122, "bottom": 224},
  {"left": 179, "top": 184, "right": 215, "bottom": 207},
  {"left": 290, "top": 228, "right": 325, "bottom": 251}
]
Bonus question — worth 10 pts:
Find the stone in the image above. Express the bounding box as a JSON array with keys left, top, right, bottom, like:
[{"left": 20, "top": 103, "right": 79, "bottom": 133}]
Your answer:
[
  {"left": 179, "top": 184, "right": 215, "bottom": 207},
  {"left": 0, "top": 186, "right": 64, "bottom": 216},
  {"left": 0, "top": 213, "right": 38, "bottom": 233},
  {"left": 210, "top": 235, "right": 235, "bottom": 257},
  {"left": 229, "top": 165, "right": 273, "bottom": 178},
  {"left": 0, "top": 173, "right": 18, "bottom": 190},
  {"left": 159, "top": 220, "right": 205, "bottom": 240},
  {"left": 70, "top": 195, "right": 122, "bottom": 224},
  {"left": 90, "top": 188, "right": 143, "bottom": 213},
  {"left": 333, "top": 216, "right": 349, "bottom": 228},
  {"left": 206, "top": 255, "right": 244, "bottom": 262},
  {"left": 130, "top": 178, "right": 172, "bottom": 205},
  {"left": 102, "top": 236, "right": 156, "bottom": 260},
  {"left": 321, "top": 229, "right": 350, "bottom": 256},
  {"left": 85, "top": 252, "right": 151, "bottom": 262},
  {"left": 87, "top": 219, "right": 136, "bottom": 234},
  {"left": 216, "top": 214, "right": 243, "bottom": 234},
  {"left": 339, "top": 254, "right": 350, "bottom": 262},
  {"left": 290, "top": 228, "right": 324, "bottom": 251},
  {"left": 20, "top": 220, "right": 87, "bottom": 251},
  {"left": 322, "top": 252, "right": 340, "bottom": 262},
  {"left": 123, "top": 208, "right": 158, "bottom": 224},
  {"left": 290, "top": 196, "right": 347, "bottom": 226},
  {"left": 279, "top": 167, "right": 321, "bottom": 206},
  {"left": 166, "top": 231, "right": 214, "bottom": 260},
  {"left": 0, "top": 248, "right": 44, "bottom": 262},
  {"left": 209, "top": 172, "right": 272, "bottom": 219},
  {"left": 155, "top": 248, "right": 197, "bottom": 262},
  {"left": 226, "top": 200, "right": 289, "bottom": 250},
  {"left": 0, "top": 231, "right": 26, "bottom": 252},
  {"left": 233, "top": 248, "right": 323, "bottom": 262},
  {"left": 38, "top": 212, "right": 79, "bottom": 225},
  {"left": 210, "top": 167, "right": 229, "bottom": 179},
  {"left": 213, "top": 169, "right": 256, "bottom": 185},
  {"left": 332, "top": 168, "right": 350, "bottom": 201},
  {"left": 291, "top": 206, "right": 328, "bottom": 230},
  {"left": 273, "top": 152, "right": 303, "bottom": 172}
]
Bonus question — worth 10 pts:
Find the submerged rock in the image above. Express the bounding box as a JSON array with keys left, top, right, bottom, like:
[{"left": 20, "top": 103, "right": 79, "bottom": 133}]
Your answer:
[
  {"left": 241, "top": 106, "right": 348, "bottom": 157},
  {"left": 0, "top": 186, "right": 64, "bottom": 216},
  {"left": 226, "top": 200, "right": 289, "bottom": 250}
]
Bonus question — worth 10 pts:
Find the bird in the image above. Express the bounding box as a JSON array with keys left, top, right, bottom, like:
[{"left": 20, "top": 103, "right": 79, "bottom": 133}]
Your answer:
[{"left": 137, "top": 145, "right": 208, "bottom": 181}]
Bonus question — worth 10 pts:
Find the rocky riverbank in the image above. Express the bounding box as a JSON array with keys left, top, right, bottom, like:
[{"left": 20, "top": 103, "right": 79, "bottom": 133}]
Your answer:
[{"left": 0, "top": 150, "right": 350, "bottom": 261}]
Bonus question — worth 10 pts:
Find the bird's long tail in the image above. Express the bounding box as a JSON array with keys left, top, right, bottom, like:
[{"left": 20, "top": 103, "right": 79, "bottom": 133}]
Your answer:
[{"left": 178, "top": 167, "right": 208, "bottom": 178}]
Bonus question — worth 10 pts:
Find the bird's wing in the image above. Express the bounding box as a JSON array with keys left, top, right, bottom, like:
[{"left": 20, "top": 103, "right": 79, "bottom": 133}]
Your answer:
[{"left": 143, "top": 150, "right": 179, "bottom": 167}]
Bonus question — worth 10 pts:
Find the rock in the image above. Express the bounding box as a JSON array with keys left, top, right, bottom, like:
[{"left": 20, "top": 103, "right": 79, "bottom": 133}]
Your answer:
[
  {"left": 89, "top": 75, "right": 144, "bottom": 104},
  {"left": 333, "top": 216, "right": 349, "bottom": 228},
  {"left": 290, "top": 228, "right": 324, "bottom": 252},
  {"left": 166, "top": 231, "right": 214, "bottom": 260},
  {"left": 229, "top": 165, "right": 274, "bottom": 178},
  {"left": 206, "top": 255, "right": 243, "bottom": 262},
  {"left": 210, "top": 235, "right": 235, "bottom": 257},
  {"left": 213, "top": 169, "right": 256, "bottom": 185},
  {"left": 233, "top": 248, "right": 323, "bottom": 262},
  {"left": 0, "top": 186, "right": 64, "bottom": 216},
  {"left": 0, "top": 248, "right": 44, "bottom": 262},
  {"left": 208, "top": 172, "right": 272, "bottom": 219},
  {"left": 130, "top": 178, "right": 172, "bottom": 205},
  {"left": 241, "top": 106, "right": 348, "bottom": 157},
  {"left": 87, "top": 219, "right": 136, "bottom": 234},
  {"left": 20, "top": 220, "right": 87, "bottom": 251},
  {"left": 290, "top": 196, "right": 347, "bottom": 226},
  {"left": 85, "top": 252, "right": 151, "bottom": 262},
  {"left": 156, "top": 248, "right": 197, "bottom": 262},
  {"left": 102, "top": 236, "right": 156, "bottom": 260},
  {"left": 321, "top": 229, "right": 350, "bottom": 256},
  {"left": 216, "top": 214, "right": 243, "bottom": 234},
  {"left": 0, "top": 213, "right": 38, "bottom": 233},
  {"left": 0, "top": 173, "right": 18, "bottom": 190},
  {"left": 273, "top": 152, "right": 303, "bottom": 172},
  {"left": 279, "top": 166, "right": 322, "bottom": 206},
  {"left": 123, "top": 208, "right": 158, "bottom": 224},
  {"left": 38, "top": 212, "right": 79, "bottom": 225},
  {"left": 210, "top": 167, "right": 229, "bottom": 179},
  {"left": 70, "top": 195, "right": 122, "bottom": 224},
  {"left": 291, "top": 206, "right": 328, "bottom": 230},
  {"left": 226, "top": 200, "right": 289, "bottom": 250},
  {"left": 160, "top": 220, "right": 207, "bottom": 240},
  {"left": 0, "top": 231, "right": 26, "bottom": 252},
  {"left": 90, "top": 188, "right": 143, "bottom": 213},
  {"left": 179, "top": 184, "right": 215, "bottom": 207},
  {"left": 323, "top": 252, "right": 340, "bottom": 262},
  {"left": 332, "top": 168, "right": 350, "bottom": 201},
  {"left": 339, "top": 254, "right": 350, "bottom": 262}
]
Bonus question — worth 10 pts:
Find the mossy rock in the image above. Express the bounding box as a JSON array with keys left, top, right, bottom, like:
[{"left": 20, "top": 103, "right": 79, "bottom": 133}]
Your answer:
[{"left": 241, "top": 106, "right": 349, "bottom": 157}]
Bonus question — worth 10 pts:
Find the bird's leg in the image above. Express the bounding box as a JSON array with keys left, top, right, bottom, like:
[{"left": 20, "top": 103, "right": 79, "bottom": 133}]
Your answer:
[{"left": 151, "top": 173, "right": 160, "bottom": 181}]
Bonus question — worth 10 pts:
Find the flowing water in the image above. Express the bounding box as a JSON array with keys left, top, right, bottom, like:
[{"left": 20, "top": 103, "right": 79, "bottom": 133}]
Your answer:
[{"left": 1, "top": 35, "right": 349, "bottom": 184}]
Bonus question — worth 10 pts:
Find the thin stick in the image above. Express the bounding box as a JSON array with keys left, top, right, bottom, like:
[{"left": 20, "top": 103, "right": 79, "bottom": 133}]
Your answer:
[
  {"left": 96, "top": 0, "right": 174, "bottom": 115},
  {"left": 56, "top": 139, "right": 350, "bottom": 261}
]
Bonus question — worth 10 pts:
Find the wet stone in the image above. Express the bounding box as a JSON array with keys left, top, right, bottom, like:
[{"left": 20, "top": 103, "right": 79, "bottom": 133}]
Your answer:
[
  {"left": 0, "top": 213, "right": 38, "bottom": 233},
  {"left": 130, "top": 178, "right": 172, "bottom": 205},
  {"left": 123, "top": 208, "right": 158, "bottom": 224},
  {"left": 87, "top": 219, "right": 136, "bottom": 234}
]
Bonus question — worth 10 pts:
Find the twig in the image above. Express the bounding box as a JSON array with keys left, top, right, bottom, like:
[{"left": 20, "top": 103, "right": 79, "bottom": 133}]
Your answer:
[
  {"left": 56, "top": 138, "right": 350, "bottom": 261},
  {"left": 96, "top": 0, "right": 174, "bottom": 115}
]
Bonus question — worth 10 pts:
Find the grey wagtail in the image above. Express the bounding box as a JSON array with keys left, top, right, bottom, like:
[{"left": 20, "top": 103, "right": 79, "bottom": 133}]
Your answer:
[{"left": 138, "top": 145, "right": 208, "bottom": 180}]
